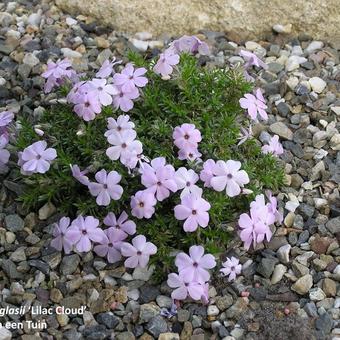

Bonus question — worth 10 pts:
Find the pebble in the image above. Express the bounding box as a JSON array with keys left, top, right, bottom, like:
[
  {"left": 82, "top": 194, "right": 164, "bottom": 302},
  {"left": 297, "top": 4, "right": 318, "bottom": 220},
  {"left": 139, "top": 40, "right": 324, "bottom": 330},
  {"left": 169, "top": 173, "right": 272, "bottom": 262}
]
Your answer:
[
  {"left": 269, "top": 122, "right": 293, "bottom": 140},
  {"left": 277, "top": 244, "right": 291, "bottom": 264},
  {"left": 272, "top": 23, "right": 292, "bottom": 34},
  {"left": 4, "top": 214, "right": 24, "bottom": 232},
  {"left": 305, "top": 41, "right": 324, "bottom": 54},
  {"left": 309, "top": 288, "right": 326, "bottom": 301},
  {"left": 309, "top": 77, "right": 327, "bottom": 93},
  {"left": 207, "top": 305, "right": 219, "bottom": 316},
  {"left": 61, "top": 48, "right": 82, "bottom": 58},
  {"left": 38, "top": 202, "right": 56, "bottom": 220},
  {"left": 271, "top": 264, "right": 287, "bottom": 284},
  {"left": 291, "top": 274, "right": 313, "bottom": 295}
]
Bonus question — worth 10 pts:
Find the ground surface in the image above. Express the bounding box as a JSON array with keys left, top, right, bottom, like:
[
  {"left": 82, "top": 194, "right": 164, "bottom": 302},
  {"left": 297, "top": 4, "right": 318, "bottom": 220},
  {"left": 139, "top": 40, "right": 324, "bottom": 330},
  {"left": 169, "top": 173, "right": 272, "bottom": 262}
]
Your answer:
[{"left": 0, "top": 0, "right": 339, "bottom": 340}]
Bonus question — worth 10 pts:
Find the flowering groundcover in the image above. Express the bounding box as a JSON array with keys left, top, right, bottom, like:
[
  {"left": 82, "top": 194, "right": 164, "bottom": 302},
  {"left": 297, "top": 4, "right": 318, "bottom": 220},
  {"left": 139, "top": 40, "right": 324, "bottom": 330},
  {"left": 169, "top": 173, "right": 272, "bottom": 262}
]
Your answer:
[{"left": 11, "top": 36, "right": 284, "bottom": 301}]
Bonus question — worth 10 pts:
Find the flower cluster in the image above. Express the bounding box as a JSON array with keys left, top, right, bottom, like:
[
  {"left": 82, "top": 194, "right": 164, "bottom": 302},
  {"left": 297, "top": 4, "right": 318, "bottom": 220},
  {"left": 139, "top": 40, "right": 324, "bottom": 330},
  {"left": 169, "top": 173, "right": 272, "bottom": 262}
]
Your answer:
[
  {"left": 67, "top": 61, "right": 147, "bottom": 121},
  {"left": 0, "top": 111, "right": 14, "bottom": 168},
  {"left": 105, "top": 114, "right": 143, "bottom": 169},
  {"left": 173, "top": 123, "right": 202, "bottom": 161},
  {"left": 238, "top": 191, "right": 282, "bottom": 250},
  {"left": 239, "top": 88, "right": 268, "bottom": 121},
  {"left": 51, "top": 213, "right": 157, "bottom": 268},
  {"left": 167, "top": 245, "right": 216, "bottom": 302},
  {"left": 154, "top": 35, "right": 209, "bottom": 78},
  {"left": 42, "top": 59, "right": 77, "bottom": 93},
  {"left": 262, "top": 135, "right": 284, "bottom": 157}
]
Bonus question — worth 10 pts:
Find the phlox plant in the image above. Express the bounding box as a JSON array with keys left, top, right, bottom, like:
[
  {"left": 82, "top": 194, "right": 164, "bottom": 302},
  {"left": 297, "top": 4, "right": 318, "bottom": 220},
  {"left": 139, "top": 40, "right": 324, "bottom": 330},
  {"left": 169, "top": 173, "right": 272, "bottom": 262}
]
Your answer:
[{"left": 13, "top": 36, "right": 284, "bottom": 293}]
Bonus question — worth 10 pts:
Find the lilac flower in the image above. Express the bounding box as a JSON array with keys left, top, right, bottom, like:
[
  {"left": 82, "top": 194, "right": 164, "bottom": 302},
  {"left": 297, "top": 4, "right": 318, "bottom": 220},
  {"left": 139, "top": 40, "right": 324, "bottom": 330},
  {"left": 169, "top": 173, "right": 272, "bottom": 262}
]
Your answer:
[
  {"left": 106, "top": 130, "right": 143, "bottom": 165},
  {"left": 17, "top": 152, "right": 33, "bottom": 176},
  {"left": 220, "top": 256, "right": 242, "bottom": 282},
  {"left": 172, "top": 35, "right": 209, "bottom": 55},
  {"left": 153, "top": 49, "right": 180, "bottom": 77},
  {"left": 21, "top": 141, "right": 57, "bottom": 174},
  {"left": 74, "top": 92, "right": 102, "bottom": 121},
  {"left": 266, "top": 191, "right": 283, "bottom": 224},
  {"left": 130, "top": 190, "right": 157, "bottom": 219},
  {"left": 103, "top": 211, "right": 136, "bottom": 238},
  {"left": 104, "top": 115, "right": 135, "bottom": 138},
  {"left": 167, "top": 272, "right": 205, "bottom": 301},
  {"left": 262, "top": 135, "right": 284, "bottom": 157},
  {"left": 174, "top": 193, "right": 211, "bottom": 232},
  {"left": 199, "top": 159, "right": 216, "bottom": 188},
  {"left": 239, "top": 89, "right": 268, "bottom": 121},
  {"left": 42, "top": 59, "right": 77, "bottom": 93},
  {"left": 89, "top": 78, "right": 118, "bottom": 106},
  {"left": 0, "top": 134, "right": 10, "bottom": 167},
  {"left": 239, "top": 50, "right": 268, "bottom": 70},
  {"left": 238, "top": 209, "right": 268, "bottom": 250},
  {"left": 210, "top": 160, "right": 249, "bottom": 197},
  {"left": 121, "top": 235, "right": 157, "bottom": 268},
  {"left": 178, "top": 147, "right": 202, "bottom": 162},
  {"left": 93, "top": 227, "right": 126, "bottom": 263},
  {"left": 175, "top": 245, "right": 216, "bottom": 282},
  {"left": 50, "top": 217, "right": 73, "bottom": 254},
  {"left": 0, "top": 111, "right": 14, "bottom": 127},
  {"left": 70, "top": 164, "right": 90, "bottom": 186},
  {"left": 66, "top": 215, "right": 106, "bottom": 253},
  {"left": 140, "top": 157, "right": 177, "bottom": 201},
  {"left": 112, "top": 87, "right": 140, "bottom": 112},
  {"left": 67, "top": 81, "right": 90, "bottom": 104},
  {"left": 96, "top": 58, "right": 121, "bottom": 78},
  {"left": 237, "top": 125, "right": 252, "bottom": 146},
  {"left": 88, "top": 169, "right": 123, "bottom": 206},
  {"left": 173, "top": 124, "right": 202, "bottom": 150},
  {"left": 175, "top": 167, "right": 202, "bottom": 199},
  {"left": 113, "top": 63, "right": 148, "bottom": 92}
]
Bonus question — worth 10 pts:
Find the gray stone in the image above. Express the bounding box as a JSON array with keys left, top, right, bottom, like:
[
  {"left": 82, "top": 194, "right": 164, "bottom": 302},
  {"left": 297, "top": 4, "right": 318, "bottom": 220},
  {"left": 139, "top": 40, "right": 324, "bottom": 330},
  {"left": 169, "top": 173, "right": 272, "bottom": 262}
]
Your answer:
[
  {"left": 256, "top": 258, "right": 277, "bottom": 278},
  {"left": 4, "top": 214, "right": 24, "bottom": 232},
  {"left": 269, "top": 122, "right": 293, "bottom": 140},
  {"left": 96, "top": 312, "right": 120, "bottom": 329},
  {"left": 146, "top": 315, "right": 167, "bottom": 338},
  {"left": 60, "top": 254, "right": 80, "bottom": 275},
  {"left": 1, "top": 259, "right": 23, "bottom": 279},
  {"left": 277, "top": 102, "right": 290, "bottom": 116},
  {"left": 315, "top": 313, "right": 333, "bottom": 334},
  {"left": 326, "top": 217, "right": 340, "bottom": 234}
]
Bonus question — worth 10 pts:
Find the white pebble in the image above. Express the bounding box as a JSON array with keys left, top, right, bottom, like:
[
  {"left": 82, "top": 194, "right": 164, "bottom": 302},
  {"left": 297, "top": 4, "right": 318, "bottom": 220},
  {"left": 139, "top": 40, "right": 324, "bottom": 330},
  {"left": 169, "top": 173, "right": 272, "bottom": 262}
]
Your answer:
[
  {"left": 130, "top": 38, "right": 148, "bottom": 52},
  {"left": 66, "top": 17, "right": 78, "bottom": 26},
  {"left": 309, "top": 77, "right": 327, "bottom": 93},
  {"left": 135, "top": 31, "right": 153, "bottom": 40},
  {"left": 272, "top": 23, "right": 292, "bottom": 34},
  {"left": 61, "top": 48, "right": 82, "bottom": 58},
  {"left": 305, "top": 41, "right": 324, "bottom": 54}
]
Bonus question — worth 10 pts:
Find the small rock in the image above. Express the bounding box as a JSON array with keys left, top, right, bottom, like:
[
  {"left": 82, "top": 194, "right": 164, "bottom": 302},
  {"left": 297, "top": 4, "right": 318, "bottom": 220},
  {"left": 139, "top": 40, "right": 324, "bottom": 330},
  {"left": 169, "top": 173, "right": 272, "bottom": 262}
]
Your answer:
[
  {"left": 315, "top": 313, "right": 333, "bottom": 334},
  {"left": 309, "top": 77, "right": 327, "bottom": 93},
  {"left": 23, "top": 53, "right": 39, "bottom": 67},
  {"left": 4, "top": 214, "right": 24, "bottom": 232},
  {"left": 130, "top": 38, "right": 148, "bottom": 52},
  {"left": 61, "top": 48, "right": 82, "bottom": 58},
  {"left": 322, "top": 278, "right": 337, "bottom": 297},
  {"left": 207, "top": 305, "right": 219, "bottom": 316},
  {"left": 309, "top": 287, "right": 326, "bottom": 301},
  {"left": 158, "top": 333, "right": 179, "bottom": 340},
  {"left": 215, "top": 295, "right": 233, "bottom": 311},
  {"left": 305, "top": 41, "right": 324, "bottom": 54},
  {"left": 269, "top": 122, "right": 293, "bottom": 140},
  {"left": 257, "top": 258, "right": 277, "bottom": 278},
  {"left": 272, "top": 23, "right": 292, "bottom": 34},
  {"left": 38, "top": 202, "right": 56, "bottom": 220},
  {"left": 291, "top": 274, "right": 313, "bottom": 295},
  {"left": 146, "top": 315, "right": 167, "bottom": 338},
  {"left": 60, "top": 254, "right": 80, "bottom": 275},
  {"left": 326, "top": 217, "right": 340, "bottom": 234},
  {"left": 271, "top": 264, "right": 287, "bottom": 284},
  {"left": 0, "top": 327, "right": 12, "bottom": 340}
]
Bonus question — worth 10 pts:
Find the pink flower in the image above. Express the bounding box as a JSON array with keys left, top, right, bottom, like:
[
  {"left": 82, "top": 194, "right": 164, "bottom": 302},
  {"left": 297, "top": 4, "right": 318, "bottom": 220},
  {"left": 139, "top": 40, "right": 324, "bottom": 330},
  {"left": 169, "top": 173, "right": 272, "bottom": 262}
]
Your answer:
[
  {"left": 0, "top": 134, "right": 10, "bottom": 167},
  {"left": 130, "top": 190, "right": 157, "bottom": 219},
  {"left": 70, "top": 164, "right": 90, "bottom": 186},
  {"left": 103, "top": 211, "right": 136, "bottom": 238},
  {"left": 153, "top": 49, "right": 180, "bottom": 77},
  {"left": 220, "top": 256, "right": 242, "bottom": 282},
  {"left": 74, "top": 92, "right": 102, "bottom": 121},
  {"left": 178, "top": 147, "right": 202, "bottom": 162},
  {"left": 93, "top": 227, "right": 126, "bottom": 263},
  {"left": 0, "top": 111, "right": 14, "bottom": 127},
  {"left": 21, "top": 141, "right": 57, "bottom": 174},
  {"left": 199, "top": 159, "right": 216, "bottom": 188},
  {"left": 239, "top": 50, "right": 268, "bottom": 70},
  {"left": 42, "top": 59, "right": 77, "bottom": 93},
  {"left": 266, "top": 191, "right": 283, "bottom": 224},
  {"left": 17, "top": 151, "right": 33, "bottom": 176},
  {"left": 174, "top": 193, "right": 210, "bottom": 232},
  {"left": 173, "top": 124, "right": 201, "bottom": 150},
  {"left": 66, "top": 215, "right": 106, "bottom": 253},
  {"left": 50, "top": 217, "right": 73, "bottom": 254},
  {"left": 67, "top": 81, "right": 90, "bottom": 104},
  {"left": 112, "top": 87, "right": 140, "bottom": 112},
  {"left": 167, "top": 272, "right": 205, "bottom": 301},
  {"left": 89, "top": 78, "right": 118, "bottom": 106},
  {"left": 140, "top": 157, "right": 177, "bottom": 201},
  {"left": 238, "top": 209, "right": 268, "bottom": 250},
  {"left": 237, "top": 125, "right": 252, "bottom": 146},
  {"left": 104, "top": 115, "right": 135, "bottom": 138},
  {"left": 88, "top": 169, "right": 123, "bottom": 206},
  {"left": 175, "top": 245, "right": 216, "bottom": 282},
  {"left": 262, "top": 135, "right": 284, "bottom": 157},
  {"left": 106, "top": 130, "right": 143, "bottom": 164},
  {"left": 239, "top": 89, "right": 268, "bottom": 121},
  {"left": 121, "top": 235, "right": 157, "bottom": 268},
  {"left": 172, "top": 35, "right": 209, "bottom": 55},
  {"left": 175, "top": 167, "right": 202, "bottom": 199},
  {"left": 210, "top": 160, "right": 249, "bottom": 197},
  {"left": 113, "top": 63, "right": 148, "bottom": 92},
  {"left": 96, "top": 58, "right": 121, "bottom": 78}
]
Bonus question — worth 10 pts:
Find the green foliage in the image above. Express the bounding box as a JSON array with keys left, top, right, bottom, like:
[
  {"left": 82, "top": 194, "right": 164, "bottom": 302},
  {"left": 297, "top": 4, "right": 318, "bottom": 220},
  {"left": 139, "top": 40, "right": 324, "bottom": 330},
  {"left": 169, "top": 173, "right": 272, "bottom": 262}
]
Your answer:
[{"left": 15, "top": 53, "right": 284, "bottom": 278}]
